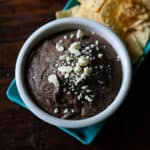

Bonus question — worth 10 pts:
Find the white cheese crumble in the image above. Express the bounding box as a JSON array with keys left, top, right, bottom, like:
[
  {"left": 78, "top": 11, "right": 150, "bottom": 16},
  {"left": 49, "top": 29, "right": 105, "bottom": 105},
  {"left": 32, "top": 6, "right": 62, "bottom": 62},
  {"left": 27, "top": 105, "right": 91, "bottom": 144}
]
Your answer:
[
  {"left": 78, "top": 56, "right": 90, "bottom": 67},
  {"left": 59, "top": 40, "right": 63, "bottom": 43},
  {"left": 116, "top": 55, "right": 120, "bottom": 61},
  {"left": 83, "top": 67, "right": 92, "bottom": 77},
  {"left": 68, "top": 42, "right": 81, "bottom": 56},
  {"left": 74, "top": 75, "right": 85, "bottom": 85},
  {"left": 77, "top": 93, "right": 82, "bottom": 100},
  {"left": 90, "top": 44, "right": 95, "bottom": 48},
  {"left": 98, "top": 53, "right": 103, "bottom": 58},
  {"left": 64, "top": 108, "right": 69, "bottom": 113},
  {"left": 74, "top": 63, "right": 82, "bottom": 74},
  {"left": 33, "top": 76, "right": 36, "bottom": 79},
  {"left": 76, "top": 29, "right": 84, "bottom": 39},
  {"left": 95, "top": 40, "right": 99, "bottom": 45},
  {"left": 64, "top": 73, "right": 70, "bottom": 78},
  {"left": 66, "top": 56, "right": 71, "bottom": 62},
  {"left": 85, "top": 46, "right": 90, "bottom": 50},
  {"left": 58, "top": 66, "right": 73, "bottom": 74},
  {"left": 53, "top": 107, "right": 59, "bottom": 114},
  {"left": 48, "top": 74, "right": 60, "bottom": 88},
  {"left": 99, "top": 65, "right": 104, "bottom": 69},
  {"left": 81, "top": 85, "right": 88, "bottom": 89},
  {"left": 70, "top": 34, "right": 74, "bottom": 39},
  {"left": 96, "top": 47, "right": 99, "bottom": 51},
  {"left": 71, "top": 108, "right": 75, "bottom": 113},
  {"left": 86, "top": 89, "right": 91, "bottom": 93},
  {"left": 64, "top": 35, "right": 67, "bottom": 40},
  {"left": 59, "top": 54, "right": 67, "bottom": 61},
  {"left": 56, "top": 42, "right": 64, "bottom": 52},
  {"left": 85, "top": 95, "right": 93, "bottom": 102},
  {"left": 91, "top": 31, "right": 95, "bottom": 35}
]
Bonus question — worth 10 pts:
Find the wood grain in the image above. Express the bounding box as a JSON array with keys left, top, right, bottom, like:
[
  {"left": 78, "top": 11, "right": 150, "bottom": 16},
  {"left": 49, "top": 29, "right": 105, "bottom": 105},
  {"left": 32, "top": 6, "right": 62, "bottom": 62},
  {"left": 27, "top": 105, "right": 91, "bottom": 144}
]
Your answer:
[{"left": 0, "top": 0, "right": 150, "bottom": 149}]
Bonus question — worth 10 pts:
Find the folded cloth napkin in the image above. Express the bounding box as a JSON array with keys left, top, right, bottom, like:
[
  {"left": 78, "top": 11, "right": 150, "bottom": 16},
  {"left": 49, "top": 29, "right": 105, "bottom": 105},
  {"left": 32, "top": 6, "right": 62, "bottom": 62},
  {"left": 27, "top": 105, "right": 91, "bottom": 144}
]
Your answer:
[
  {"left": 7, "top": 80, "right": 104, "bottom": 145},
  {"left": 6, "top": 0, "right": 150, "bottom": 145},
  {"left": 145, "top": 41, "right": 150, "bottom": 55}
]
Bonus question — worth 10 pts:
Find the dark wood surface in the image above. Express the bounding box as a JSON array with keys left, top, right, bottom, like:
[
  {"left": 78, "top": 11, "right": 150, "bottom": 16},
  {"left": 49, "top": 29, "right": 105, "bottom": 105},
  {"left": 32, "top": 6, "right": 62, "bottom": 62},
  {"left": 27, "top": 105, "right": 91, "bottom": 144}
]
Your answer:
[{"left": 0, "top": 0, "right": 150, "bottom": 149}]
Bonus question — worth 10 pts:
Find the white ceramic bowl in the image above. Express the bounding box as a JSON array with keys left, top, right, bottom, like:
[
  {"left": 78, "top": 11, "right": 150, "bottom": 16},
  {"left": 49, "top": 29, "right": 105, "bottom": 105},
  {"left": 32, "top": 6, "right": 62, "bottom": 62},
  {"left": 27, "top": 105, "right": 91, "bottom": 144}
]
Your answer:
[{"left": 15, "top": 18, "right": 132, "bottom": 128}]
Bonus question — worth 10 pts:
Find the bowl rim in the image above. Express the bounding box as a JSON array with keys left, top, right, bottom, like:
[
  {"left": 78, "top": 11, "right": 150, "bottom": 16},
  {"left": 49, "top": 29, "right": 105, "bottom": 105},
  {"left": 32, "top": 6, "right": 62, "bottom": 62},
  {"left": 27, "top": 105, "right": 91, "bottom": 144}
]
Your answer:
[{"left": 15, "top": 18, "right": 132, "bottom": 128}]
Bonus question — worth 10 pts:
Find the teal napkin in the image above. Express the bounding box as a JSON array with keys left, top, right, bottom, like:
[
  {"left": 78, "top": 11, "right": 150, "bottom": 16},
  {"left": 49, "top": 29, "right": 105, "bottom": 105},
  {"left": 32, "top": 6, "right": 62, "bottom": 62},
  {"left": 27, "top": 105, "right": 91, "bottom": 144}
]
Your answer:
[
  {"left": 145, "top": 40, "right": 150, "bottom": 55},
  {"left": 7, "top": 80, "right": 104, "bottom": 145},
  {"left": 6, "top": 0, "right": 150, "bottom": 145}
]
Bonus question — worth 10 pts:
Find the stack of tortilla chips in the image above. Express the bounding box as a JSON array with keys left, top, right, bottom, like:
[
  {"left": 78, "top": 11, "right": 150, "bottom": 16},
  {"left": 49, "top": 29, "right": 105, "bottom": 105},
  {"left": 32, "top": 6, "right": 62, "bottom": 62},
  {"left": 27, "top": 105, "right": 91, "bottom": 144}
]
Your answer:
[{"left": 56, "top": 0, "right": 150, "bottom": 63}]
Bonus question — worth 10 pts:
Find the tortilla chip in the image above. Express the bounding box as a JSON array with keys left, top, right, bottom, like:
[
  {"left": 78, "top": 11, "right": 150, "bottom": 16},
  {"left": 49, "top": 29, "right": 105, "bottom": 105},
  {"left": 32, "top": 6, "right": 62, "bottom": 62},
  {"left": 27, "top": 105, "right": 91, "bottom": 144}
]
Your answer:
[
  {"left": 56, "top": 10, "right": 71, "bottom": 18},
  {"left": 77, "top": 0, "right": 85, "bottom": 3},
  {"left": 87, "top": 0, "right": 107, "bottom": 12},
  {"left": 140, "top": 0, "right": 150, "bottom": 9},
  {"left": 56, "top": 0, "right": 150, "bottom": 63},
  {"left": 56, "top": 5, "right": 104, "bottom": 23},
  {"left": 74, "top": 5, "right": 104, "bottom": 22},
  {"left": 98, "top": 0, "right": 150, "bottom": 62},
  {"left": 134, "top": 27, "right": 150, "bottom": 48},
  {"left": 56, "top": 6, "right": 80, "bottom": 18},
  {"left": 125, "top": 33, "right": 143, "bottom": 62},
  {"left": 78, "top": 0, "right": 107, "bottom": 12},
  {"left": 99, "top": 0, "right": 150, "bottom": 32}
]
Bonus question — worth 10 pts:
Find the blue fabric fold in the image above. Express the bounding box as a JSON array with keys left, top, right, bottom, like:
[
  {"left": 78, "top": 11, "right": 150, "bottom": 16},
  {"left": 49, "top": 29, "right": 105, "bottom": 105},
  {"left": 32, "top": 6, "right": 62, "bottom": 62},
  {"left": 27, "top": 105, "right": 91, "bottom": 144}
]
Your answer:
[
  {"left": 7, "top": 79, "right": 105, "bottom": 145},
  {"left": 63, "top": 0, "right": 79, "bottom": 10},
  {"left": 144, "top": 40, "right": 150, "bottom": 55}
]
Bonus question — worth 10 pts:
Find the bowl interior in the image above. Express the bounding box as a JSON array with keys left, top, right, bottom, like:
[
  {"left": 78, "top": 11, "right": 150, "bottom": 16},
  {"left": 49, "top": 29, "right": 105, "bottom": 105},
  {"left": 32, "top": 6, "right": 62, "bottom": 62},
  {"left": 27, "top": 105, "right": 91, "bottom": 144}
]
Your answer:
[{"left": 15, "top": 18, "right": 132, "bottom": 128}]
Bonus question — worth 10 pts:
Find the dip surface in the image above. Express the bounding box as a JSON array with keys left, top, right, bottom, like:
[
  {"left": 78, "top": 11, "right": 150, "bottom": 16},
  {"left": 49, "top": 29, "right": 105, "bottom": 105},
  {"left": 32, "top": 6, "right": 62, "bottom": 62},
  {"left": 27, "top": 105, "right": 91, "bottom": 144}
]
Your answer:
[{"left": 26, "top": 29, "right": 122, "bottom": 119}]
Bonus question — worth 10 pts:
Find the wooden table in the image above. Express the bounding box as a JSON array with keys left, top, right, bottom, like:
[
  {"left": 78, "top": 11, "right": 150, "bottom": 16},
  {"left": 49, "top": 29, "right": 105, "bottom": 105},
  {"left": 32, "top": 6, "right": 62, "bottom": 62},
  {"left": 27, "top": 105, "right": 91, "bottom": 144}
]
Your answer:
[{"left": 0, "top": 0, "right": 150, "bottom": 149}]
